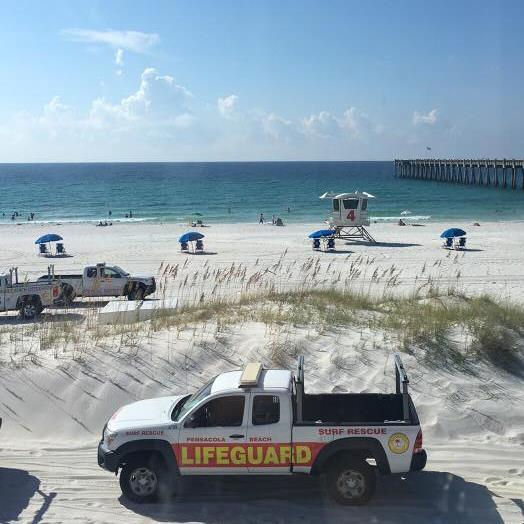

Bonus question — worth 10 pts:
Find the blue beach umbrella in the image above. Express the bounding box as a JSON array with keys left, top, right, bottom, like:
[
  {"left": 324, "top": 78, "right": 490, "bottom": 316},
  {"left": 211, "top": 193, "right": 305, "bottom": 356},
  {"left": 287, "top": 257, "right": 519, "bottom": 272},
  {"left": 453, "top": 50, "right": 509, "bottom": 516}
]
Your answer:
[
  {"left": 35, "top": 233, "right": 63, "bottom": 244},
  {"left": 179, "top": 231, "right": 205, "bottom": 243},
  {"left": 440, "top": 228, "right": 466, "bottom": 239},
  {"left": 308, "top": 229, "right": 335, "bottom": 239}
]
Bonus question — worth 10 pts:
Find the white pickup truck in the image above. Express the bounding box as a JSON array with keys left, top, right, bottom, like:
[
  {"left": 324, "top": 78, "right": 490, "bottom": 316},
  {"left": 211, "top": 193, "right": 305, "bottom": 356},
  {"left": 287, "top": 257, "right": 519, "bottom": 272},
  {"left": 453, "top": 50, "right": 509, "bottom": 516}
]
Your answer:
[
  {"left": 98, "top": 355, "right": 427, "bottom": 505},
  {"left": 1, "top": 267, "right": 61, "bottom": 319},
  {"left": 38, "top": 263, "right": 156, "bottom": 304}
]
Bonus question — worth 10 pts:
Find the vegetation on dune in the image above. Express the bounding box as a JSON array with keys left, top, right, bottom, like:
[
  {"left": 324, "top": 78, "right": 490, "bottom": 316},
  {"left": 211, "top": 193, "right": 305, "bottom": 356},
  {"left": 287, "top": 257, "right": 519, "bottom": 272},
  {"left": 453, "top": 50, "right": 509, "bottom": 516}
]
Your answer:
[{"left": 0, "top": 253, "right": 523, "bottom": 375}]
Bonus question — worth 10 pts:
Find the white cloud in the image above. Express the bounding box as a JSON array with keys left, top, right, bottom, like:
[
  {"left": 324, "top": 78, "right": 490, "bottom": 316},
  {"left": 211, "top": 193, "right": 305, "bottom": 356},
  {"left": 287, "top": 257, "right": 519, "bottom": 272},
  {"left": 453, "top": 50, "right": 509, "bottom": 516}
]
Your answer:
[
  {"left": 89, "top": 67, "right": 193, "bottom": 126},
  {"left": 217, "top": 95, "right": 238, "bottom": 117},
  {"left": 303, "top": 107, "right": 371, "bottom": 139},
  {"left": 413, "top": 108, "right": 438, "bottom": 126},
  {"left": 303, "top": 111, "right": 340, "bottom": 137},
  {"left": 0, "top": 66, "right": 389, "bottom": 161},
  {"left": 62, "top": 29, "right": 159, "bottom": 53},
  {"left": 261, "top": 113, "right": 302, "bottom": 142},
  {"left": 115, "top": 48, "right": 124, "bottom": 66}
]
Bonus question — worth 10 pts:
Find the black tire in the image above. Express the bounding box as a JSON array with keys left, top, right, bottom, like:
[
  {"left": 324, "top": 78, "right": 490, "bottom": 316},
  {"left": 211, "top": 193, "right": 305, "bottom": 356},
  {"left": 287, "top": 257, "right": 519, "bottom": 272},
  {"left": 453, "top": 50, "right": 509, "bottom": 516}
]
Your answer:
[
  {"left": 20, "top": 299, "right": 40, "bottom": 320},
  {"left": 119, "top": 456, "right": 174, "bottom": 503},
  {"left": 61, "top": 284, "right": 76, "bottom": 306},
  {"left": 325, "top": 458, "right": 376, "bottom": 505},
  {"left": 127, "top": 285, "right": 145, "bottom": 301}
]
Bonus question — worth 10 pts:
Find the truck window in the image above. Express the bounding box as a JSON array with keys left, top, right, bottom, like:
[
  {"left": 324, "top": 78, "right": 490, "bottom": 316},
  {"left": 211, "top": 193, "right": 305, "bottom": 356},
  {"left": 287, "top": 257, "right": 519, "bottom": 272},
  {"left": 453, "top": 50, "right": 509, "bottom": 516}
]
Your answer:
[
  {"left": 252, "top": 395, "right": 280, "bottom": 425},
  {"left": 187, "top": 395, "right": 245, "bottom": 428},
  {"left": 343, "top": 199, "right": 359, "bottom": 210},
  {"left": 86, "top": 267, "right": 97, "bottom": 278},
  {"left": 101, "top": 268, "right": 121, "bottom": 278}
]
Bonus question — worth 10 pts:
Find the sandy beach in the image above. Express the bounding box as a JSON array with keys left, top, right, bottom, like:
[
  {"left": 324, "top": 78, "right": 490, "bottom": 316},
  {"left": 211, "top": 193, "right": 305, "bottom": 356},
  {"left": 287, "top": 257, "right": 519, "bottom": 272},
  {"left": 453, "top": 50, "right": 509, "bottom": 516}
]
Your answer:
[{"left": 1, "top": 220, "right": 524, "bottom": 523}]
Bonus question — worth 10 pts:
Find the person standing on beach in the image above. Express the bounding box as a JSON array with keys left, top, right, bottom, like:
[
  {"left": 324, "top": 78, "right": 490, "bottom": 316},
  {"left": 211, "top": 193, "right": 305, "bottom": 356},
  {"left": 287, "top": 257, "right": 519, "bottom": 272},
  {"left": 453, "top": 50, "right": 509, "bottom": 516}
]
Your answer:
[
  {"left": 129, "top": 210, "right": 133, "bottom": 218},
  {"left": 259, "top": 213, "right": 264, "bottom": 224}
]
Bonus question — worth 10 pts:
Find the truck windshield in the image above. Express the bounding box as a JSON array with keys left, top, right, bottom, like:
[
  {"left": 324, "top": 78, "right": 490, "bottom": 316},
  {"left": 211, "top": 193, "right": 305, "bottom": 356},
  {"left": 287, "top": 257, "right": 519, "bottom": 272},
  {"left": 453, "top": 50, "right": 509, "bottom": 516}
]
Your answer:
[
  {"left": 171, "top": 377, "right": 215, "bottom": 422},
  {"left": 112, "top": 266, "right": 129, "bottom": 276}
]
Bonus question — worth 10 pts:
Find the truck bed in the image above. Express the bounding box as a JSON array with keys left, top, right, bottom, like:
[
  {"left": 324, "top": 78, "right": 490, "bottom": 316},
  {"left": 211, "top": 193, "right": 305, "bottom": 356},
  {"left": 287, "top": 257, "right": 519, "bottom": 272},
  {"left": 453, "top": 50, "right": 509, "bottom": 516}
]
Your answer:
[{"left": 300, "top": 393, "right": 413, "bottom": 425}]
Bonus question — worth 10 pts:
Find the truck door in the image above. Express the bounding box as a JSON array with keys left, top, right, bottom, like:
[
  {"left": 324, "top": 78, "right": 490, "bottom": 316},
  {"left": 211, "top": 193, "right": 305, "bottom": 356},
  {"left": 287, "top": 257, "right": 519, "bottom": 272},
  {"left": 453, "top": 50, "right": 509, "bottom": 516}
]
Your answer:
[
  {"left": 176, "top": 393, "right": 249, "bottom": 475},
  {"left": 84, "top": 266, "right": 99, "bottom": 297},
  {"left": 246, "top": 393, "right": 292, "bottom": 474},
  {"left": 99, "top": 267, "right": 126, "bottom": 296}
]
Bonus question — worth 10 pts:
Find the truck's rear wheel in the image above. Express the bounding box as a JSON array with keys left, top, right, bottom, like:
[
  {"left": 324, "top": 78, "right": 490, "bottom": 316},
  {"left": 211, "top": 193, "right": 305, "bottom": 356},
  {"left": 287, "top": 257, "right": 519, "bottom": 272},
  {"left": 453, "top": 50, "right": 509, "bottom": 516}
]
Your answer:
[
  {"left": 119, "top": 457, "right": 173, "bottom": 503},
  {"left": 325, "top": 459, "right": 376, "bottom": 505},
  {"left": 20, "top": 300, "right": 40, "bottom": 320},
  {"left": 61, "top": 284, "right": 76, "bottom": 306}
]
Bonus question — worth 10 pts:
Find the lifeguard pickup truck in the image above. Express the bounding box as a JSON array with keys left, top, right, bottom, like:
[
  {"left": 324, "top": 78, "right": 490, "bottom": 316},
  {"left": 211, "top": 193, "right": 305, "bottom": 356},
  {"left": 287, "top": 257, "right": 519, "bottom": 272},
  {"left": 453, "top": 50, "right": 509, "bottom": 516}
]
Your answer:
[
  {"left": 98, "top": 355, "right": 427, "bottom": 505},
  {"left": 1, "top": 267, "right": 60, "bottom": 319},
  {"left": 38, "top": 263, "right": 156, "bottom": 304}
]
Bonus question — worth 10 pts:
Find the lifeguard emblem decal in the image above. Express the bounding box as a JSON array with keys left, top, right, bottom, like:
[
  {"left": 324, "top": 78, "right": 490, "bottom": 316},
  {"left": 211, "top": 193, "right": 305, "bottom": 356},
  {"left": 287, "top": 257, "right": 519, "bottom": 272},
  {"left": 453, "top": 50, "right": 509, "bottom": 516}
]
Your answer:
[{"left": 388, "top": 432, "right": 410, "bottom": 454}]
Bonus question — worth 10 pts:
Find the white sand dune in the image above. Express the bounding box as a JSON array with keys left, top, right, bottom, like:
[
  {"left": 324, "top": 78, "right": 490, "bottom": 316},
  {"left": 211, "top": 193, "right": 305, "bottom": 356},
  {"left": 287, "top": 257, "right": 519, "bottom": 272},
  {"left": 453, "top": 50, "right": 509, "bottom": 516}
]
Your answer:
[{"left": 1, "top": 220, "right": 524, "bottom": 523}]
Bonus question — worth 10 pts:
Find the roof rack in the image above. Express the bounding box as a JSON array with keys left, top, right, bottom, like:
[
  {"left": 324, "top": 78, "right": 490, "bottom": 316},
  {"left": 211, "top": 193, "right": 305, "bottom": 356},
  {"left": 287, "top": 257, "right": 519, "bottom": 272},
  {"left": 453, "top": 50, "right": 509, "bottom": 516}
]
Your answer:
[
  {"left": 394, "top": 353, "right": 410, "bottom": 422},
  {"left": 239, "top": 362, "right": 263, "bottom": 388}
]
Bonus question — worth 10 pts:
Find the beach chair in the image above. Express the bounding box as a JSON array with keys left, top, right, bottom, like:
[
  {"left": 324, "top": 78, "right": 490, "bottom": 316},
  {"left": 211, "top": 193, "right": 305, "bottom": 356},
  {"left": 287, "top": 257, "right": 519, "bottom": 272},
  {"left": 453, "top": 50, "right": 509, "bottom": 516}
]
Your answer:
[
  {"left": 56, "top": 243, "right": 66, "bottom": 255},
  {"left": 457, "top": 237, "right": 466, "bottom": 249},
  {"left": 312, "top": 239, "right": 320, "bottom": 250},
  {"left": 327, "top": 238, "right": 335, "bottom": 251},
  {"left": 181, "top": 241, "right": 189, "bottom": 252},
  {"left": 39, "top": 244, "right": 48, "bottom": 256},
  {"left": 196, "top": 239, "right": 204, "bottom": 252},
  {"left": 442, "top": 238, "right": 453, "bottom": 249}
]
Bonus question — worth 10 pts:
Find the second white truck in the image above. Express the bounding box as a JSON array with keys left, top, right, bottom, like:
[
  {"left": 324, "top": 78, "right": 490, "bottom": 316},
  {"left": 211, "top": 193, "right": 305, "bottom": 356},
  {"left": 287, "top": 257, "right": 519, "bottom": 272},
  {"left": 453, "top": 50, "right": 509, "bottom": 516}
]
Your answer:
[
  {"left": 1, "top": 267, "right": 61, "bottom": 319},
  {"left": 38, "top": 263, "right": 156, "bottom": 304},
  {"left": 98, "top": 355, "right": 427, "bottom": 505}
]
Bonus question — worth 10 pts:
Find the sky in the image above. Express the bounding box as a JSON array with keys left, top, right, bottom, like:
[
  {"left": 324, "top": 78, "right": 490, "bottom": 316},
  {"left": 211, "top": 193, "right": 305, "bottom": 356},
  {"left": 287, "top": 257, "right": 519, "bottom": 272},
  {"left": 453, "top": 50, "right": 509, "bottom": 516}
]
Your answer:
[{"left": 0, "top": 0, "right": 523, "bottom": 162}]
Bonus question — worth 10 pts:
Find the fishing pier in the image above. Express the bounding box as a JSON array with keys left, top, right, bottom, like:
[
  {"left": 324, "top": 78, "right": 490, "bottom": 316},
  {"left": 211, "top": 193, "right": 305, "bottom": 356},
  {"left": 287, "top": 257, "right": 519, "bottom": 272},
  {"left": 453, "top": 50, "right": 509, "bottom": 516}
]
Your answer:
[{"left": 394, "top": 159, "right": 524, "bottom": 190}]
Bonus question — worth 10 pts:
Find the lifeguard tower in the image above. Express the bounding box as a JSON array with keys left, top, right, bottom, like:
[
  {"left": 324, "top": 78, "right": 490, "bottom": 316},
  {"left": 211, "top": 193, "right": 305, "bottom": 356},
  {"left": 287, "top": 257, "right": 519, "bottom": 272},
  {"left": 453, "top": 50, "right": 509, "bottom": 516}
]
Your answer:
[{"left": 320, "top": 191, "right": 376, "bottom": 243}]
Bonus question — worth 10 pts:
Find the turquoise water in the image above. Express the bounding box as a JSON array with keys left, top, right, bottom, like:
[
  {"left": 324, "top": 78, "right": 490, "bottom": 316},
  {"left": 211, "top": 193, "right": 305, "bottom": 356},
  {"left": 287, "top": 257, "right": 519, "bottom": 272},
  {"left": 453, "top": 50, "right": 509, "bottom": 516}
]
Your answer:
[{"left": 0, "top": 162, "right": 522, "bottom": 224}]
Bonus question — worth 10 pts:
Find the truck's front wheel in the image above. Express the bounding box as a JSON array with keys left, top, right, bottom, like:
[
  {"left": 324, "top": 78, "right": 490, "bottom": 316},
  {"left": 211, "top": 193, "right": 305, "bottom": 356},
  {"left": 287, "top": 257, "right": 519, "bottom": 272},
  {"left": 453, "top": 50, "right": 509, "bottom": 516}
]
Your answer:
[
  {"left": 127, "top": 285, "right": 145, "bottom": 301},
  {"left": 119, "top": 457, "right": 173, "bottom": 503},
  {"left": 325, "top": 459, "right": 376, "bottom": 505}
]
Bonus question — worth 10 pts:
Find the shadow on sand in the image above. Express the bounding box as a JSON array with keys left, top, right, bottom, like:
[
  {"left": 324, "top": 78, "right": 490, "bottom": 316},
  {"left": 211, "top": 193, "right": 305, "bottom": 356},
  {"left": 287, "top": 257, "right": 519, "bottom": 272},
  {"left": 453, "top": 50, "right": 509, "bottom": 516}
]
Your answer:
[
  {"left": 120, "top": 471, "right": 509, "bottom": 524},
  {"left": 0, "top": 468, "right": 56, "bottom": 524},
  {"left": 0, "top": 312, "right": 85, "bottom": 326},
  {"left": 345, "top": 240, "right": 421, "bottom": 248}
]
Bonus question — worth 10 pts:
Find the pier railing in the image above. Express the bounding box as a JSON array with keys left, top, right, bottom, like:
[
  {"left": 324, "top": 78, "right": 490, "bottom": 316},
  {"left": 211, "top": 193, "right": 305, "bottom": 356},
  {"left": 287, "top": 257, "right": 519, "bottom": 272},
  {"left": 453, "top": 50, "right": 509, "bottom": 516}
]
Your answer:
[{"left": 394, "top": 159, "right": 524, "bottom": 190}]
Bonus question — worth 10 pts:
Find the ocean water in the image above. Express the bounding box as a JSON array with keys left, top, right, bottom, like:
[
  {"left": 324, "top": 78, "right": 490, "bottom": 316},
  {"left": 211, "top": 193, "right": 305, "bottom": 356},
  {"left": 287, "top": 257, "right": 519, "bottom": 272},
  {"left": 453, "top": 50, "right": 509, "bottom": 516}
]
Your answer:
[{"left": 0, "top": 162, "right": 522, "bottom": 225}]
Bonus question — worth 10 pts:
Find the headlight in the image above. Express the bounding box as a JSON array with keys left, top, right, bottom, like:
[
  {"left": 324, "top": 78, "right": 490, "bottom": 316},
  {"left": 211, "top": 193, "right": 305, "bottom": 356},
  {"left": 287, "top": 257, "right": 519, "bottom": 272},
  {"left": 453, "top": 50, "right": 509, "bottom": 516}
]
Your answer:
[{"left": 103, "top": 426, "right": 117, "bottom": 448}]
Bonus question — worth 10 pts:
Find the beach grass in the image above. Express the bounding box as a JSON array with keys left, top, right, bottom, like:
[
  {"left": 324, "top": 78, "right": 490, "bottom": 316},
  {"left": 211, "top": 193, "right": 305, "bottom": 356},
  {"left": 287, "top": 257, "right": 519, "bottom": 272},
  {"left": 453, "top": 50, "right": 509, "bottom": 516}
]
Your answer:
[{"left": 1, "top": 275, "right": 523, "bottom": 375}]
